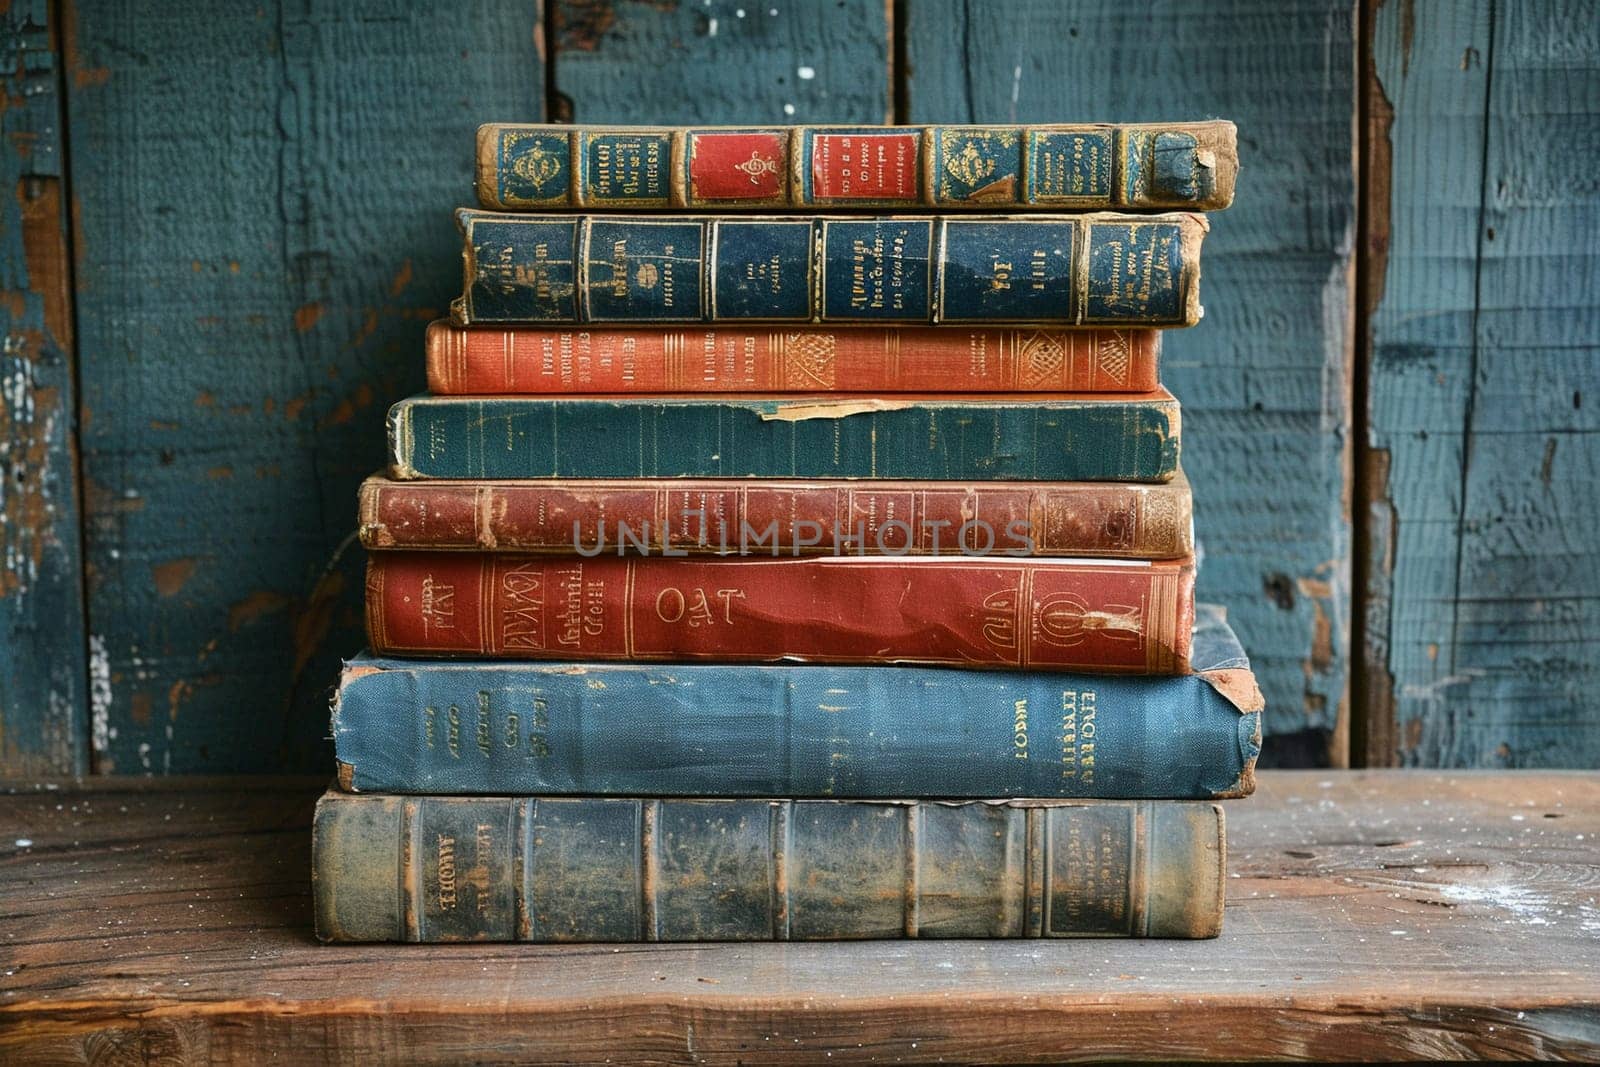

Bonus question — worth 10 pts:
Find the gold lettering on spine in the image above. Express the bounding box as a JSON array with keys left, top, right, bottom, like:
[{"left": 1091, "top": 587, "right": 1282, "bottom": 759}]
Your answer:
[
  {"left": 470, "top": 823, "right": 495, "bottom": 916},
  {"left": 1060, "top": 688, "right": 1078, "bottom": 778},
  {"left": 476, "top": 691, "right": 492, "bottom": 757},
  {"left": 436, "top": 834, "right": 458, "bottom": 910},
  {"left": 1058, "top": 688, "right": 1097, "bottom": 783},
  {"left": 500, "top": 562, "right": 545, "bottom": 650},
  {"left": 654, "top": 586, "right": 745, "bottom": 626},
  {"left": 1013, "top": 699, "right": 1029, "bottom": 759}
]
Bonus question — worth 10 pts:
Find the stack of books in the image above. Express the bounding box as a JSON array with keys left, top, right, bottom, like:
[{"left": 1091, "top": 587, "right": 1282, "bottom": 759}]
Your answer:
[{"left": 313, "top": 122, "right": 1262, "bottom": 942}]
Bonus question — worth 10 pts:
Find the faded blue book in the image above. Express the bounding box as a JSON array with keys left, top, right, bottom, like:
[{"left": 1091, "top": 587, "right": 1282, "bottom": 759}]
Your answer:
[
  {"left": 387, "top": 390, "right": 1181, "bottom": 482},
  {"left": 452, "top": 210, "right": 1206, "bottom": 326},
  {"left": 333, "top": 604, "right": 1261, "bottom": 800}
]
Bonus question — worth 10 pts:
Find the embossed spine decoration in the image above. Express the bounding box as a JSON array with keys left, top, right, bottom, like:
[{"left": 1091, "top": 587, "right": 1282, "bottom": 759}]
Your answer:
[
  {"left": 334, "top": 604, "right": 1261, "bottom": 798},
  {"left": 475, "top": 123, "right": 1239, "bottom": 211},
  {"left": 385, "top": 392, "right": 1183, "bottom": 483},
  {"left": 423, "top": 321, "right": 1159, "bottom": 394},
  {"left": 451, "top": 211, "right": 1207, "bottom": 327},
  {"left": 357, "top": 471, "right": 1195, "bottom": 558},
  {"left": 313, "top": 793, "right": 1226, "bottom": 941},
  {"left": 363, "top": 553, "right": 1195, "bottom": 673}
]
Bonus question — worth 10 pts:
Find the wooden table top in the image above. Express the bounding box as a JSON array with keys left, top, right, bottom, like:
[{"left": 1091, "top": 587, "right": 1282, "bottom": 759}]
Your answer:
[{"left": 2, "top": 771, "right": 1597, "bottom": 1063}]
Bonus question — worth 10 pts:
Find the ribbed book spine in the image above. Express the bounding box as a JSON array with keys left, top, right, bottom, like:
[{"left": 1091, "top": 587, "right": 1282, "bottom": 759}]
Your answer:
[
  {"left": 385, "top": 392, "right": 1182, "bottom": 483},
  {"left": 364, "top": 553, "right": 1195, "bottom": 673},
  {"left": 424, "top": 321, "right": 1159, "bottom": 394},
  {"left": 475, "top": 122, "right": 1239, "bottom": 211},
  {"left": 333, "top": 639, "right": 1262, "bottom": 798},
  {"left": 452, "top": 211, "right": 1206, "bottom": 327},
  {"left": 357, "top": 472, "right": 1195, "bottom": 558},
  {"left": 313, "top": 793, "right": 1227, "bottom": 942}
]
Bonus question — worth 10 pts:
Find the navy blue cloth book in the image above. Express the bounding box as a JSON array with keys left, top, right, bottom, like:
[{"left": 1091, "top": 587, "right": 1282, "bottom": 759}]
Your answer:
[
  {"left": 333, "top": 604, "right": 1261, "bottom": 800},
  {"left": 452, "top": 209, "right": 1206, "bottom": 326}
]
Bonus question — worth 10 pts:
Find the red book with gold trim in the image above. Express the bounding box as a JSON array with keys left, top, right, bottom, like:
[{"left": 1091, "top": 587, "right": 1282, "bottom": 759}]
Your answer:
[
  {"left": 365, "top": 553, "right": 1195, "bottom": 675},
  {"left": 424, "top": 321, "right": 1158, "bottom": 394}
]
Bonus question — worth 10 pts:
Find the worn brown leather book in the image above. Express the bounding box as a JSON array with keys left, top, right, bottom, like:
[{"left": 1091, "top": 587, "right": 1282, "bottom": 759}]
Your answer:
[
  {"left": 313, "top": 793, "right": 1226, "bottom": 941},
  {"left": 357, "top": 471, "right": 1194, "bottom": 559}
]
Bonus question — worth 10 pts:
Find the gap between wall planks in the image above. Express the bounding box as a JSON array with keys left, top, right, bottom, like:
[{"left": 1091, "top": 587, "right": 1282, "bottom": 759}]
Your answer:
[
  {"left": 0, "top": 0, "right": 89, "bottom": 777},
  {"left": 907, "top": 0, "right": 1359, "bottom": 765},
  {"left": 1360, "top": 0, "right": 1600, "bottom": 767}
]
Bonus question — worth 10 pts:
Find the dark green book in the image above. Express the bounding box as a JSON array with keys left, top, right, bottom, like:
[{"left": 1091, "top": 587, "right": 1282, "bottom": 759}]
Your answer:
[
  {"left": 313, "top": 793, "right": 1225, "bottom": 942},
  {"left": 387, "top": 391, "right": 1180, "bottom": 482}
]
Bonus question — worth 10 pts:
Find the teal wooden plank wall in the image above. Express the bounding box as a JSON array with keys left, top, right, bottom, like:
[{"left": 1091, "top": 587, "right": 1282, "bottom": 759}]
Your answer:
[
  {"left": 0, "top": 0, "right": 1594, "bottom": 775},
  {"left": 60, "top": 0, "right": 542, "bottom": 773},
  {"left": 1362, "top": 0, "right": 1600, "bottom": 765}
]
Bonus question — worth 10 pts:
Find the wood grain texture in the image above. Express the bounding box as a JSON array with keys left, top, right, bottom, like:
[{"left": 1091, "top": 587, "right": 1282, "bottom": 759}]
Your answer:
[
  {"left": 907, "top": 1, "right": 1357, "bottom": 762},
  {"left": 61, "top": 1, "right": 543, "bottom": 772},
  {"left": 1365, "top": 0, "right": 1600, "bottom": 766},
  {"left": 3, "top": 771, "right": 1598, "bottom": 1062},
  {"left": 0, "top": 1, "right": 87, "bottom": 776},
  {"left": 551, "top": 0, "right": 892, "bottom": 124}
]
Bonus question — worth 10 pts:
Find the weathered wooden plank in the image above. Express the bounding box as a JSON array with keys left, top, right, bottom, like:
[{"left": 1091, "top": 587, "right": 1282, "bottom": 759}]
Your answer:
[
  {"left": 1365, "top": 0, "right": 1600, "bottom": 766},
  {"left": 3, "top": 771, "right": 1598, "bottom": 1061},
  {"left": 907, "top": 1, "right": 1357, "bottom": 763},
  {"left": 0, "top": 1, "right": 87, "bottom": 776},
  {"left": 551, "top": 0, "right": 892, "bottom": 123},
  {"left": 62, "top": 2, "right": 543, "bottom": 773}
]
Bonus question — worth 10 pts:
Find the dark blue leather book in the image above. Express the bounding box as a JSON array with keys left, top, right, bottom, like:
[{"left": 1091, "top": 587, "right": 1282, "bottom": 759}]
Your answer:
[
  {"left": 386, "top": 390, "right": 1181, "bottom": 482},
  {"left": 452, "top": 210, "right": 1206, "bottom": 326},
  {"left": 333, "top": 604, "right": 1260, "bottom": 800}
]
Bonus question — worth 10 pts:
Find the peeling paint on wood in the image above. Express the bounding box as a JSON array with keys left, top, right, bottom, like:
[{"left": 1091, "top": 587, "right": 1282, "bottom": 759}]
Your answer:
[
  {"left": 1367, "top": 0, "right": 1600, "bottom": 767},
  {"left": 64, "top": 1, "right": 543, "bottom": 772},
  {"left": 0, "top": 0, "right": 88, "bottom": 777},
  {"left": 908, "top": 0, "right": 1357, "bottom": 762}
]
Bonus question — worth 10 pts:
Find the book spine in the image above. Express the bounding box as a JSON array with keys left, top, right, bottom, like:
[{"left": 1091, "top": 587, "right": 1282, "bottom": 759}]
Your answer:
[
  {"left": 333, "top": 660, "right": 1260, "bottom": 798},
  {"left": 363, "top": 553, "right": 1195, "bottom": 673},
  {"left": 357, "top": 474, "right": 1195, "bottom": 559},
  {"left": 385, "top": 394, "right": 1182, "bottom": 483},
  {"left": 453, "top": 211, "right": 1206, "bottom": 327},
  {"left": 424, "top": 321, "right": 1159, "bottom": 394},
  {"left": 474, "top": 122, "right": 1238, "bottom": 211},
  {"left": 313, "top": 793, "right": 1226, "bottom": 942}
]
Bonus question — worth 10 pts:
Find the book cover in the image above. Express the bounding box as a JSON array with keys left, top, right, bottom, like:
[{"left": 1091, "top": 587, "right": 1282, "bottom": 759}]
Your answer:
[
  {"left": 424, "top": 321, "right": 1160, "bottom": 394},
  {"left": 386, "top": 391, "right": 1182, "bottom": 483},
  {"left": 476, "top": 122, "right": 1239, "bottom": 212},
  {"left": 357, "top": 470, "right": 1195, "bottom": 559},
  {"left": 453, "top": 211, "right": 1206, "bottom": 327},
  {"left": 336, "top": 604, "right": 1260, "bottom": 799},
  {"left": 364, "top": 553, "right": 1195, "bottom": 673},
  {"left": 313, "top": 793, "right": 1226, "bottom": 941}
]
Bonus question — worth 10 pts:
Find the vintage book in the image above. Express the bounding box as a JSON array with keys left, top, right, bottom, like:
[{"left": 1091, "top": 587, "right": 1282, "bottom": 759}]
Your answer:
[
  {"left": 386, "top": 391, "right": 1181, "bottom": 483},
  {"left": 357, "top": 470, "right": 1195, "bottom": 559},
  {"left": 475, "top": 122, "right": 1239, "bottom": 212},
  {"left": 313, "top": 793, "right": 1226, "bottom": 941},
  {"left": 452, "top": 210, "right": 1206, "bottom": 327},
  {"left": 364, "top": 553, "right": 1195, "bottom": 673},
  {"left": 335, "top": 604, "right": 1260, "bottom": 799},
  {"left": 424, "top": 320, "right": 1160, "bottom": 394}
]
